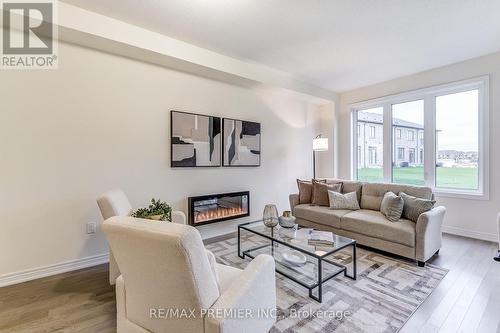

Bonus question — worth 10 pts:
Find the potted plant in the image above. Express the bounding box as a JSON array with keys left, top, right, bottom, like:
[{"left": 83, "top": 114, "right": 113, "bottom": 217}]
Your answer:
[{"left": 131, "top": 198, "right": 172, "bottom": 222}]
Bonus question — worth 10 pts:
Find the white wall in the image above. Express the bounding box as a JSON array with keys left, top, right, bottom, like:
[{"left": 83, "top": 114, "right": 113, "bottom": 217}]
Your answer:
[
  {"left": 307, "top": 103, "right": 335, "bottom": 179},
  {"left": 0, "top": 41, "right": 322, "bottom": 277},
  {"left": 337, "top": 51, "right": 500, "bottom": 242}
]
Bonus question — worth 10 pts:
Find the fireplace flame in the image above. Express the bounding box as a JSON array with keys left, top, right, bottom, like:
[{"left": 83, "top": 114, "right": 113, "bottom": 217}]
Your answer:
[{"left": 195, "top": 206, "right": 245, "bottom": 223}]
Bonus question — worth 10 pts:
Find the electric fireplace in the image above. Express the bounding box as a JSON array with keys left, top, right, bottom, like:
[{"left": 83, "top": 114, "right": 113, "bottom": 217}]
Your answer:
[{"left": 188, "top": 191, "right": 250, "bottom": 226}]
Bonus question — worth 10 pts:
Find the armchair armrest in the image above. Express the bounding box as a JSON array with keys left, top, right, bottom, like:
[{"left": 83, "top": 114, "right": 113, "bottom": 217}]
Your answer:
[
  {"left": 171, "top": 210, "right": 187, "bottom": 224},
  {"left": 205, "top": 254, "right": 276, "bottom": 333},
  {"left": 206, "top": 249, "right": 220, "bottom": 290},
  {"left": 289, "top": 194, "right": 300, "bottom": 214},
  {"left": 415, "top": 206, "right": 446, "bottom": 262}
]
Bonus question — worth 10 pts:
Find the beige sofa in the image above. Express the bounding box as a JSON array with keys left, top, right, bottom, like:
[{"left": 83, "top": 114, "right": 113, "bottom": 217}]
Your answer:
[{"left": 290, "top": 179, "right": 446, "bottom": 266}]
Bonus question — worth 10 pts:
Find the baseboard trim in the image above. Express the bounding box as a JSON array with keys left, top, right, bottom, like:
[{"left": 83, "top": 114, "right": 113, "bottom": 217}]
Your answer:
[
  {"left": 442, "top": 225, "right": 498, "bottom": 243},
  {"left": 0, "top": 253, "right": 109, "bottom": 288},
  {"left": 203, "top": 232, "right": 237, "bottom": 245}
]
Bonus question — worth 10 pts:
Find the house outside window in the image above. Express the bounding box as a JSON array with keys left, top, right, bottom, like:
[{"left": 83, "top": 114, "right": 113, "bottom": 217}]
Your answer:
[
  {"left": 369, "top": 126, "right": 376, "bottom": 138},
  {"left": 407, "top": 130, "right": 414, "bottom": 141},
  {"left": 368, "top": 147, "right": 377, "bottom": 165},
  {"left": 396, "top": 128, "right": 402, "bottom": 139},
  {"left": 409, "top": 148, "right": 416, "bottom": 164},
  {"left": 397, "top": 147, "right": 405, "bottom": 160}
]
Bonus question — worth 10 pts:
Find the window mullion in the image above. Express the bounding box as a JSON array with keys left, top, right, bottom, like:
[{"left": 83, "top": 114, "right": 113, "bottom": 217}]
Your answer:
[
  {"left": 351, "top": 110, "right": 358, "bottom": 180},
  {"left": 383, "top": 103, "right": 392, "bottom": 183},
  {"left": 423, "top": 95, "right": 435, "bottom": 188}
]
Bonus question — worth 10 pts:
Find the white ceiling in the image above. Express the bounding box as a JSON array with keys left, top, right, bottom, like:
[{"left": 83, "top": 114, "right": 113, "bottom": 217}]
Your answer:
[{"left": 61, "top": 0, "right": 500, "bottom": 92}]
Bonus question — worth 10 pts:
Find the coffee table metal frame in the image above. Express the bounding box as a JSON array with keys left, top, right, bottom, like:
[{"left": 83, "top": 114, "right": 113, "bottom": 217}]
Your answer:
[{"left": 238, "top": 221, "right": 357, "bottom": 303}]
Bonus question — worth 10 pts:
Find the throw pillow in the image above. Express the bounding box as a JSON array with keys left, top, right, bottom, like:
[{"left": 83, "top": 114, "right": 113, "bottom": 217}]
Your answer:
[
  {"left": 380, "top": 191, "right": 404, "bottom": 222},
  {"left": 297, "top": 179, "right": 326, "bottom": 204},
  {"left": 400, "top": 192, "right": 436, "bottom": 222},
  {"left": 328, "top": 190, "right": 360, "bottom": 210},
  {"left": 312, "top": 180, "right": 342, "bottom": 206},
  {"left": 296, "top": 179, "right": 313, "bottom": 204}
]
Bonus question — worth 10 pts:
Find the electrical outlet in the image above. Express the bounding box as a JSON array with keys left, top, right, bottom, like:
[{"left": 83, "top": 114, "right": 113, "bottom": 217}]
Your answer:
[{"left": 86, "top": 222, "right": 97, "bottom": 234}]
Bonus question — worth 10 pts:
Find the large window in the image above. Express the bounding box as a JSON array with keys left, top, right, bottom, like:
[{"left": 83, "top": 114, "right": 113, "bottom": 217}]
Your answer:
[
  {"left": 436, "top": 90, "right": 479, "bottom": 190},
  {"left": 351, "top": 77, "right": 488, "bottom": 199},
  {"left": 392, "top": 100, "right": 425, "bottom": 185},
  {"left": 355, "top": 107, "right": 384, "bottom": 182}
]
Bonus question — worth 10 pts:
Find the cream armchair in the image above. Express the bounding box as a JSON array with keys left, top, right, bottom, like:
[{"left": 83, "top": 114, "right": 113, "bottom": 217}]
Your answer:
[
  {"left": 96, "top": 189, "right": 186, "bottom": 284},
  {"left": 103, "top": 216, "right": 276, "bottom": 333}
]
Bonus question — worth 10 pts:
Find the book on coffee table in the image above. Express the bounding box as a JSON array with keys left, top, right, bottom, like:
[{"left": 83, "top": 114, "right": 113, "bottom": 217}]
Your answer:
[{"left": 308, "top": 230, "right": 334, "bottom": 246}]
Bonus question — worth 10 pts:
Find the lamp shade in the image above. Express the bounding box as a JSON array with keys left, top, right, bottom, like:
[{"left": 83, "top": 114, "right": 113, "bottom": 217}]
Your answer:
[{"left": 313, "top": 137, "right": 328, "bottom": 151}]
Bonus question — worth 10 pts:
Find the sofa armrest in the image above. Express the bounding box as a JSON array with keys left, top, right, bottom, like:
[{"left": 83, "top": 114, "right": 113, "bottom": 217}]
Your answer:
[
  {"left": 171, "top": 210, "right": 187, "bottom": 224},
  {"left": 205, "top": 254, "right": 276, "bottom": 333},
  {"left": 415, "top": 206, "right": 446, "bottom": 262},
  {"left": 289, "top": 194, "right": 300, "bottom": 214}
]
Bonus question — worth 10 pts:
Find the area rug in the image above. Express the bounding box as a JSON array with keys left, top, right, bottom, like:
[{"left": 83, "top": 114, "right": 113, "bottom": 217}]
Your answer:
[{"left": 206, "top": 234, "right": 448, "bottom": 333}]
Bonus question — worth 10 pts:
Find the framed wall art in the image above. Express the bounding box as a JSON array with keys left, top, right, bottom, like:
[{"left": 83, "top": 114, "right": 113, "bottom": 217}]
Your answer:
[
  {"left": 171, "top": 111, "right": 221, "bottom": 167},
  {"left": 222, "top": 118, "right": 261, "bottom": 167}
]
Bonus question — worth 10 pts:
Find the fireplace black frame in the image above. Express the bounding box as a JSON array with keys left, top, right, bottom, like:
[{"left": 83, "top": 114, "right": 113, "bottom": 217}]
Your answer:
[{"left": 188, "top": 191, "right": 250, "bottom": 226}]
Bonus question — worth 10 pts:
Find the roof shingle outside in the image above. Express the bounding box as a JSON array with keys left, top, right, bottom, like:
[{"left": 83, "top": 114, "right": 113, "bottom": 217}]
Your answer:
[{"left": 357, "top": 111, "right": 423, "bottom": 129}]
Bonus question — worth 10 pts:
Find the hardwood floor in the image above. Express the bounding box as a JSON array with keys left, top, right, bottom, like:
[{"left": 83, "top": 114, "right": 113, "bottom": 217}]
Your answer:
[
  {"left": 0, "top": 234, "right": 498, "bottom": 333},
  {"left": 401, "top": 234, "right": 500, "bottom": 333},
  {"left": 0, "top": 265, "right": 115, "bottom": 333}
]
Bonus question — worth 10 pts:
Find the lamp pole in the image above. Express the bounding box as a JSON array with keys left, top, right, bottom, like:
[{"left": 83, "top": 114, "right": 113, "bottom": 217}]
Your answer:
[
  {"left": 312, "top": 134, "right": 328, "bottom": 180},
  {"left": 313, "top": 149, "right": 316, "bottom": 179}
]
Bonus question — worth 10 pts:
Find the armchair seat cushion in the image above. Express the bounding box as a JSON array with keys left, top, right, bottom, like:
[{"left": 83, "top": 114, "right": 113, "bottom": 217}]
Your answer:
[
  {"left": 215, "top": 263, "right": 242, "bottom": 293},
  {"left": 341, "top": 210, "right": 416, "bottom": 247},
  {"left": 293, "top": 204, "right": 351, "bottom": 228}
]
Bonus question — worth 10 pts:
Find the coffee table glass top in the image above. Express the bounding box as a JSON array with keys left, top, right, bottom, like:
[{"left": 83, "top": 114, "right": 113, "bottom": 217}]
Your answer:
[{"left": 239, "top": 220, "right": 355, "bottom": 258}]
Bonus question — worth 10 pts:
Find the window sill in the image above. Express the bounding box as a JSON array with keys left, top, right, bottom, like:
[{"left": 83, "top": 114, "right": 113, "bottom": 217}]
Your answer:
[{"left": 433, "top": 189, "right": 489, "bottom": 201}]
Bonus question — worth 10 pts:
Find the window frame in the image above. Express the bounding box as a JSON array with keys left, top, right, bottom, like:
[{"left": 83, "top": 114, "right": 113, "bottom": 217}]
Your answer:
[{"left": 350, "top": 76, "right": 489, "bottom": 200}]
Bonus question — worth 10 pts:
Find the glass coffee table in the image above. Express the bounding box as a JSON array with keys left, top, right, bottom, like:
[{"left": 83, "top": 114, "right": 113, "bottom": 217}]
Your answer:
[{"left": 238, "top": 221, "right": 357, "bottom": 303}]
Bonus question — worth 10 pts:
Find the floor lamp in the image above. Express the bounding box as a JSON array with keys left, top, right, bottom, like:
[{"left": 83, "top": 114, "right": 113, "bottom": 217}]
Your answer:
[{"left": 312, "top": 134, "right": 328, "bottom": 179}]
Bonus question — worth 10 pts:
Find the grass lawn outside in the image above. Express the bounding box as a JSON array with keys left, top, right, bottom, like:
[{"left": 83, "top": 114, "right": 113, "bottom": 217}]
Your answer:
[{"left": 357, "top": 166, "right": 478, "bottom": 189}]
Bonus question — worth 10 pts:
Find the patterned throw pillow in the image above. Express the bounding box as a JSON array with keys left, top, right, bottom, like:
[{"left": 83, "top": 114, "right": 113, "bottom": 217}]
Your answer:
[
  {"left": 400, "top": 192, "right": 436, "bottom": 222},
  {"left": 328, "top": 190, "right": 360, "bottom": 210},
  {"left": 380, "top": 192, "right": 404, "bottom": 222},
  {"left": 312, "top": 180, "right": 342, "bottom": 206}
]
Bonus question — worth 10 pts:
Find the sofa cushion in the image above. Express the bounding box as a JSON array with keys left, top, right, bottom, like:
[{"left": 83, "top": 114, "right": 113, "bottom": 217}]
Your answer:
[
  {"left": 328, "top": 190, "right": 360, "bottom": 210},
  {"left": 293, "top": 204, "right": 351, "bottom": 229},
  {"left": 324, "top": 178, "right": 363, "bottom": 203},
  {"left": 297, "top": 179, "right": 325, "bottom": 204},
  {"left": 380, "top": 191, "right": 404, "bottom": 222},
  {"left": 340, "top": 209, "right": 416, "bottom": 247},
  {"left": 360, "top": 182, "right": 433, "bottom": 211},
  {"left": 312, "top": 180, "right": 342, "bottom": 206},
  {"left": 400, "top": 192, "right": 436, "bottom": 222}
]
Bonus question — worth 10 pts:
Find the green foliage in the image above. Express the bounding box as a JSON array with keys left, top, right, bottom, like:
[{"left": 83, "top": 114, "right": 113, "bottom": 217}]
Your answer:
[{"left": 132, "top": 198, "right": 172, "bottom": 221}]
